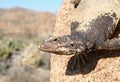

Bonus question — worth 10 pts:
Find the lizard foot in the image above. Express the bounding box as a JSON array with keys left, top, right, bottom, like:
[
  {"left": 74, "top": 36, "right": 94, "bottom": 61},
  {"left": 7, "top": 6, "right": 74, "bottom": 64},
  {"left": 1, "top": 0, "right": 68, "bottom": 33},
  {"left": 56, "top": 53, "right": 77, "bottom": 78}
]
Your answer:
[
  {"left": 97, "top": 37, "right": 120, "bottom": 50},
  {"left": 71, "top": 52, "right": 86, "bottom": 70}
]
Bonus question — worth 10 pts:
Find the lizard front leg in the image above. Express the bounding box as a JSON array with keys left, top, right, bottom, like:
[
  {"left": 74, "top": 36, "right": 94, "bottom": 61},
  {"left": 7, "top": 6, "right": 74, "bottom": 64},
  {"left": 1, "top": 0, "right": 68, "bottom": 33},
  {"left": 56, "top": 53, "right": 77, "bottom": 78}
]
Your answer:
[
  {"left": 97, "top": 37, "right": 120, "bottom": 50},
  {"left": 72, "top": 52, "right": 86, "bottom": 70}
]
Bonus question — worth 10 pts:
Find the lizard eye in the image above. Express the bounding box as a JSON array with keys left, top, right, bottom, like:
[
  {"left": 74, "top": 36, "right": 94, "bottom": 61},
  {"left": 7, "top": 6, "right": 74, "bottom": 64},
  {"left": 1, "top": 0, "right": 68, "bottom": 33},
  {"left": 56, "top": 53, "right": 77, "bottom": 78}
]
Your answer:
[{"left": 53, "top": 38, "right": 58, "bottom": 41}]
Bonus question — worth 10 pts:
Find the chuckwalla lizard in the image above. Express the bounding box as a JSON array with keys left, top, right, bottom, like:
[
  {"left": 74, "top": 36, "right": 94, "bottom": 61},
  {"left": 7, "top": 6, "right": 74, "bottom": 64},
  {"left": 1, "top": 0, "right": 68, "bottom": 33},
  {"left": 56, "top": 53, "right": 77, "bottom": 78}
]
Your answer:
[{"left": 39, "top": 0, "right": 120, "bottom": 69}]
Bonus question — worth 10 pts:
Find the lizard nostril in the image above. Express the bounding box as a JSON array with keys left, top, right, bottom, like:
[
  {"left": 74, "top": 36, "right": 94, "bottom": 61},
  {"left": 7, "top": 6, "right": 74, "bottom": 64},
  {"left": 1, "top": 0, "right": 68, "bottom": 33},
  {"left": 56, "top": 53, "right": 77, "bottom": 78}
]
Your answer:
[{"left": 38, "top": 44, "right": 43, "bottom": 50}]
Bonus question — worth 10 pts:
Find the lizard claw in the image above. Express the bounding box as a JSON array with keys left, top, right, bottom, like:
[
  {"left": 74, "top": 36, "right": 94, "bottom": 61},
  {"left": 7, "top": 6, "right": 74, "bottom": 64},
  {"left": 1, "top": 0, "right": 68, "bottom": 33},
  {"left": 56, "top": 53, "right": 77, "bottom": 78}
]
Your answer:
[{"left": 71, "top": 52, "right": 86, "bottom": 70}]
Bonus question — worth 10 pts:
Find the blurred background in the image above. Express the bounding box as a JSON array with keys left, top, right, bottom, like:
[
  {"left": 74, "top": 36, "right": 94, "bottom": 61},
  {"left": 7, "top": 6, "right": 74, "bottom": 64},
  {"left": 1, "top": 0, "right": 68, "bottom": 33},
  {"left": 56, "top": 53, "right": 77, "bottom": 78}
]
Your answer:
[{"left": 0, "top": 0, "right": 62, "bottom": 82}]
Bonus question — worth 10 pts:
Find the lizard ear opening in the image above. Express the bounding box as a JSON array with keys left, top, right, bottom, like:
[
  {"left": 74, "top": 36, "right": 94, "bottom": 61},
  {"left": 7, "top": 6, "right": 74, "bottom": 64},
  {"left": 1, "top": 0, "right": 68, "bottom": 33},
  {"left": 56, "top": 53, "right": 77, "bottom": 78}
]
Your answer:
[{"left": 70, "top": 42, "right": 75, "bottom": 47}]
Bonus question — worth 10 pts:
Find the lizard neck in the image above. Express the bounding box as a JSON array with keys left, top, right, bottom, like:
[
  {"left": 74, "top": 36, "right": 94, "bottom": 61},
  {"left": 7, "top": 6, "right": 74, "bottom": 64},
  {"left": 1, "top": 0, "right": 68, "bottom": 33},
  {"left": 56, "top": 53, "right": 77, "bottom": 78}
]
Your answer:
[{"left": 69, "top": 34, "right": 94, "bottom": 51}]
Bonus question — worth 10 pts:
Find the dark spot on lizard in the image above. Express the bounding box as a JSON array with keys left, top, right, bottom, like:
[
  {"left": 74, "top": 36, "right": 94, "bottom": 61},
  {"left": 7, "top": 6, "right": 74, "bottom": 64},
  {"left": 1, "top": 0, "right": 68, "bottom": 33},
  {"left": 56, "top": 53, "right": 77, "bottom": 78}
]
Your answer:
[
  {"left": 71, "top": 21, "right": 80, "bottom": 33},
  {"left": 73, "top": 0, "right": 81, "bottom": 8},
  {"left": 74, "top": 4, "right": 79, "bottom": 8},
  {"left": 70, "top": 12, "right": 118, "bottom": 46},
  {"left": 111, "top": 12, "right": 117, "bottom": 18}
]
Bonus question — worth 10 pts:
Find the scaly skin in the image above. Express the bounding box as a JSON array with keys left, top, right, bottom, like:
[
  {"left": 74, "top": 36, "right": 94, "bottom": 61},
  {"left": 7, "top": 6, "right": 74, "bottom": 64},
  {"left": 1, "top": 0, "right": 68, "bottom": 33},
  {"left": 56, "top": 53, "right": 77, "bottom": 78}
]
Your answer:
[
  {"left": 39, "top": 35, "right": 91, "bottom": 55},
  {"left": 39, "top": 0, "right": 120, "bottom": 69}
]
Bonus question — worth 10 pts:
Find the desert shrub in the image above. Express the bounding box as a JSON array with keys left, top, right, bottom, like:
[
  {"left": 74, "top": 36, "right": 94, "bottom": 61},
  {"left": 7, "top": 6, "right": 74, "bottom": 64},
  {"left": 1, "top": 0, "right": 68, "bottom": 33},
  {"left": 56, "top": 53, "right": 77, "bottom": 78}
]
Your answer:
[
  {"left": 33, "top": 53, "right": 41, "bottom": 68},
  {"left": 23, "top": 28, "right": 38, "bottom": 39},
  {"left": 0, "top": 38, "right": 24, "bottom": 59},
  {"left": 22, "top": 43, "right": 41, "bottom": 68},
  {"left": 5, "top": 67, "right": 41, "bottom": 82},
  {"left": 0, "top": 29, "right": 6, "bottom": 39}
]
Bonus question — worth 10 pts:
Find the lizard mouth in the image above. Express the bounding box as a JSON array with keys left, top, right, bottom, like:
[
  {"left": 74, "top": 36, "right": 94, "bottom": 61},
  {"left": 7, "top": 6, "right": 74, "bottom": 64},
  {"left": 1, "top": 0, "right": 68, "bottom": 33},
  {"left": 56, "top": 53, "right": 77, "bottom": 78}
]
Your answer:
[
  {"left": 38, "top": 44, "right": 54, "bottom": 52},
  {"left": 38, "top": 44, "right": 76, "bottom": 55}
]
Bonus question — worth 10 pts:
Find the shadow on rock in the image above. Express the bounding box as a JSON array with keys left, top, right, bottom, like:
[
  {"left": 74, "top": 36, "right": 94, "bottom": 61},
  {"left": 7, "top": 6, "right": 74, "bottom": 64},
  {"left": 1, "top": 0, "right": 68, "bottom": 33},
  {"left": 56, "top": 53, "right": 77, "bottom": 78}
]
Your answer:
[{"left": 66, "top": 50, "right": 120, "bottom": 75}]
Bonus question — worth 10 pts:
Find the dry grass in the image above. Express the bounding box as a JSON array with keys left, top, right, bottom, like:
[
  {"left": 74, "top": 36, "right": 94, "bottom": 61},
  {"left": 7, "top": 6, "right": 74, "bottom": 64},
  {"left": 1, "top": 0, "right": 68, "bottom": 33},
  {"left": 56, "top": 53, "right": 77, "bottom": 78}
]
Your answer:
[
  {"left": 0, "top": 7, "right": 55, "bottom": 82},
  {"left": 4, "top": 66, "right": 49, "bottom": 82}
]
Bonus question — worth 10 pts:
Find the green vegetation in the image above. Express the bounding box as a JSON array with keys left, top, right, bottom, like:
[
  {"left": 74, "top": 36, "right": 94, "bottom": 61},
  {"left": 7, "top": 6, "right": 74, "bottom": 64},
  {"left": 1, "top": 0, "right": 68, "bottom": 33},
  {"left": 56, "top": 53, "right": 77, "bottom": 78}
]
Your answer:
[
  {"left": 0, "top": 38, "right": 24, "bottom": 59},
  {"left": 34, "top": 54, "right": 41, "bottom": 67},
  {"left": 0, "top": 8, "right": 54, "bottom": 82}
]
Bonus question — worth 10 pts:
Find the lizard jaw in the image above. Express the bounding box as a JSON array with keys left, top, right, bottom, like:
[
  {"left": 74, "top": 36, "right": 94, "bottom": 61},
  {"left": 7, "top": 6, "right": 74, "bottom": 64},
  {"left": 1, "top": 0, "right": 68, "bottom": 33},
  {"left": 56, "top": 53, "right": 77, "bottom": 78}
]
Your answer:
[{"left": 38, "top": 44, "right": 76, "bottom": 55}]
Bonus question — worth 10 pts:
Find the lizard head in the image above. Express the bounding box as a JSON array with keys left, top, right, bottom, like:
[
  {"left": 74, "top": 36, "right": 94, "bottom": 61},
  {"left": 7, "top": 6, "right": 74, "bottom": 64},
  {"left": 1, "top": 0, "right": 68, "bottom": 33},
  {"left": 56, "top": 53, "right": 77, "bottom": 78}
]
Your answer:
[{"left": 38, "top": 35, "right": 86, "bottom": 55}]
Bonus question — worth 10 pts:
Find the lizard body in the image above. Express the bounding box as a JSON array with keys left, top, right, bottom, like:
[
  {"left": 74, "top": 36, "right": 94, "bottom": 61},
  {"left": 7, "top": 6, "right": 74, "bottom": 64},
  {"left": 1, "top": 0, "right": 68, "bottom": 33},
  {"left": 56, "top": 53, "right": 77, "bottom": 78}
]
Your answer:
[{"left": 39, "top": 0, "right": 120, "bottom": 68}]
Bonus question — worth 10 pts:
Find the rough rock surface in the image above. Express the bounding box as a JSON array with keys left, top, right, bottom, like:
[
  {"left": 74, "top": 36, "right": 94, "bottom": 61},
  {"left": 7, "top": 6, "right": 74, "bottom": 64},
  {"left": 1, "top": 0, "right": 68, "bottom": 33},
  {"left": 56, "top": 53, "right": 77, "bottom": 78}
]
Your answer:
[{"left": 51, "top": 0, "right": 120, "bottom": 82}]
